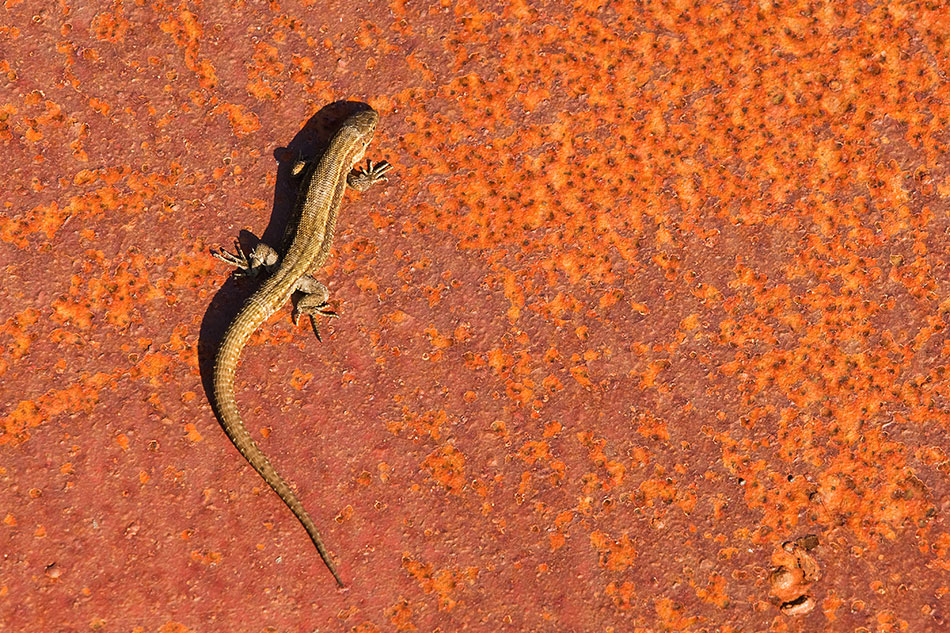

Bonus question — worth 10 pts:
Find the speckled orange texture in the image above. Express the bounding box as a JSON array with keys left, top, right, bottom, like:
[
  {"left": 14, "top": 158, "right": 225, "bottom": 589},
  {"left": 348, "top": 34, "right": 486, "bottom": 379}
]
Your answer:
[{"left": 2, "top": 0, "right": 949, "bottom": 631}]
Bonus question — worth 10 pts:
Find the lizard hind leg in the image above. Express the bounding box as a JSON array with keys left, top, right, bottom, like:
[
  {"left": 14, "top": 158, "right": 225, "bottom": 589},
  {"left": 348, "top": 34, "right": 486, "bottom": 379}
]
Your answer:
[
  {"left": 212, "top": 241, "right": 279, "bottom": 278},
  {"left": 291, "top": 275, "right": 338, "bottom": 341}
]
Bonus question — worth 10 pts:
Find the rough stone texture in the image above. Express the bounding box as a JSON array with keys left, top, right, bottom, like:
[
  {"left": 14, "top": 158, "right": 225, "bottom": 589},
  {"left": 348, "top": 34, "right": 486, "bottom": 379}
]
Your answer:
[{"left": 1, "top": 1, "right": 949, "bottom": 631}]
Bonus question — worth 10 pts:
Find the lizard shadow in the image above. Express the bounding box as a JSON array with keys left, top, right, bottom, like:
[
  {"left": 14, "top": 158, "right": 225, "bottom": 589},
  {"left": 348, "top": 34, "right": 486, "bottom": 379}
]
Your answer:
[{"left": 196, "top": 100, "right": 374, "bottom": 412}]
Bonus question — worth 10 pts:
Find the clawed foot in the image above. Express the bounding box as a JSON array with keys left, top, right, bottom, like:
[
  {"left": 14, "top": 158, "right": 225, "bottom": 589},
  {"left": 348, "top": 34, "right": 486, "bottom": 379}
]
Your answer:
[
  {"left": 292, "top": 302, "right": 339, "bottom": 342},
  {"left": 211, "top": 241, "right": 278, "bottom": 278},
  {"left": 347, "top": 159, "right": 393, "bottom": 192},
  {"left": 292, "top": 275, "right": 338, "bottom": 341}
]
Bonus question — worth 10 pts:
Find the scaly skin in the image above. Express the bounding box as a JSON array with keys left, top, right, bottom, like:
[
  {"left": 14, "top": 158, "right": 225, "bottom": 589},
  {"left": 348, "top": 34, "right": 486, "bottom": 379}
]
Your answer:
[{"left": 211, "top": 107, "right": 391, "bottom": 587}]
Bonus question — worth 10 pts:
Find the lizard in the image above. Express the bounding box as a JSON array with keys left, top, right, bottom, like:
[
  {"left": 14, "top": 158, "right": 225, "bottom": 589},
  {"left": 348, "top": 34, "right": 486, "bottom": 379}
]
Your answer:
[{"left": 210, "top": 106, "right": 391, "bottom": 588}]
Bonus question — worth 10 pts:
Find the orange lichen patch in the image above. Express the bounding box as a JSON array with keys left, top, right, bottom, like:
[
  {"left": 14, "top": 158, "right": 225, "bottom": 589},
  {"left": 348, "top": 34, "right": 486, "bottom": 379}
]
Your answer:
[
  {"left": 554, "top": 509, "right": 573, "bottom": 529},
  {"left": 548, "top": 509, "right": 575, "bottom": 552},
  {"left": 54, "top": 257, "right": 166, "bottom": 331},
  {"left": 695, "top": 573, "right": 730, "bottom": 609},
  {"left": 674, "top": 484, "right": 698, "bottom": 514},
  {"left": 16, "top": 96, "right": 72, "bottom": 147},
  {"left": 386, "top": 310, "right": 410, "bottom": 325},
  {"left": 0, "top": 308, "right": 39, "bottom": 376},
  {"left": 1, "top": 165, "right": 181, "bottom": 247},
  {"left": 605, "top": 580, "right": 637, "bottom": 611},
  {"left": 376, "top": 462, "right": 393, "bottom": 484},
  {"left": 287, "top": 55, "right": 321, "bottom": 93},
  {"left": 385, "top": 599, "right": 416, "bottom": 631},
  {"left": 486, "top": 347, "right": 514, "bottom": 377},
  {"left": 654, "top": 597, "right": 699, "bottom": 631},
  {"left": 929, "top": 533, "right": 950, "bottom": 572},
  {"left": 451, "top": 323, "right": 471, "bottom": 343},
  {"left": 165, "top": 327, "right": 197, "bottom": 373},
  {"left": 577, "top": 432, "right": 625, "bottom": 490},
  {"left": 128, "top": 352, "right": 174, "bottom": 387},
  {"left": 91, "top": 6, "right": 130, "bottom": 43},
  {"left": 533, "top": 292, "right": 583, "bottom": 327},
  {"left": 514, "top": 434, "right": 565, "bottom": 487},
  {"left": 568, "top": 364, "right": 593, "bottom": 389},
  {"left": 634, "top": 410, "right": 670, "bottom": 442},
  {"left": 165, "top": 250, "right": 217, "bottom": 293},
  {"left": 159, "top": 9, "right": 217, "bottom": 89},
  {"left": 0, "top": 200, "right": 65, "bottom": 247},
  {"left": 540, "top": 373, "right": 564, "bottom": 395},
  {"left": 386, "top": 407, "right": 449, "bottom": 441},
  {"left": 460, "top": 350, "right": 485, "bottom": 372},
  {"left": 589, "top": 530, "right": 636, "bottom": 572},
  {"left": 518, "top": 440, "right": 550, "bottom": 466},
  {"left": 421, "top": 444, "right": 466, "bottom": 495},
  {"left": 501, "top": 269, "right": 525, "bottom": 321},
  {"left": 680, "top": 313, "right": 701, "bottom": 331},
  {"left": 355, "top": 276, "right": 378, "bottom": 294},
  {"left": 637, "top": 360, "right": 669, "bottom": 391},
  {"left": 88, "top": 97, "right": 110, "bottom": 115},
  {"left": 183, "top": 423, "right": 202, "bottom": 443},
  {"left": 517, "top": 471, "right": 532, "bottom": 501},
  {"left": 638, "top": 475, "right": 678, "bottom": 508},
  {"left": 245, "top": 42, "right": 284, "bottom": 101},
  {"left": 189, "top": 550, "right": 222, "bottom": 566},
  {"left": 822, "top": 590, "right": 844, "bottom": 621},
  {"left": 22, "top": 120, "right": 43, "bottom": 143},
  {"left": 419, "top": 282, "right": 446, "bottom": 307},
  {"left": 0, "top": 101, "right": 16, "bottom": 139},
  {"left": 289, "top": 368, "right": 312, "bottom": 390},
  {"left": 814, "top": 452, "right": 934, "bottom": 544},
  {"left": 489, "top": 420, "right": 508, "bottom": 442},
  {"left": 1, "top": 375, "right": 108, "bottom": 445},
  {"left": 211, "top": 104, "right": 262, "bottom": 136},
  {"left": 402, "top": 555, "right": 478, "bottom": 612},
  {"left": 505, "top": 377, "right": 535, "bottom": 406},
  {"left": 423, "top": 325, "right": 453, "bottom": 353}
]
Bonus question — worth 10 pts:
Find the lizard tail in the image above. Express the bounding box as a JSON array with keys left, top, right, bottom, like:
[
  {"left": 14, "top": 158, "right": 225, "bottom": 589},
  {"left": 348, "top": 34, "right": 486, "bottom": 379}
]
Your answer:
[{"left": 212, "top": 305, "right": 345, "bottom": 588}]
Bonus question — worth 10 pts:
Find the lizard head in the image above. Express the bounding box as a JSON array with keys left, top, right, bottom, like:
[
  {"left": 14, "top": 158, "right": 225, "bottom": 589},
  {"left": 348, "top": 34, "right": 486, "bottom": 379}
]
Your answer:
[{"left": 346, "top": 108, "right": 379, "bottom": 166}]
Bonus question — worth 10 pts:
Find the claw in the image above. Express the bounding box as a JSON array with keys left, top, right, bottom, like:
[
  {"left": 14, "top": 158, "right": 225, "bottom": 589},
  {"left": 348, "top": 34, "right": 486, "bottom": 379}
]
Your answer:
[
  {"left": 347, "top": 159, "right": 393, "bottom": 191},
  {"left": 293, "top": 301, "right": 337, "bottom": 341},
  {"left": 210, "top": 241, "right": 240, "bottom": 265},
  {"left": 212, "top": 241, "right": 253, "bottom": 276},
  {"left": 309, "top": 315, "right": 323, "bottom": 342},
  {"left": 212, "top": 240, "right": 278, "bottom": 278}
]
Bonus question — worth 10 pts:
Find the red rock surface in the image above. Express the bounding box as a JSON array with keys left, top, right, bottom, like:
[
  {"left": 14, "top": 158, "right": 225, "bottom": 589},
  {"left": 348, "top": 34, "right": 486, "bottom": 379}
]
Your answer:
[{"left": 2, "top": 1, "right": 949, "bottom": 631}]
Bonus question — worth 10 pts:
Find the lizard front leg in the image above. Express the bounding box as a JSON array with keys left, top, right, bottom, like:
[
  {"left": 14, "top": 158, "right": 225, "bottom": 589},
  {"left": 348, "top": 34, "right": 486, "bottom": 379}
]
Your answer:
[
  {"left": 347, "top": 159, "right": 392, "bottom": 191},
  {"left": 212, "top": 241, "right": 279, "bottom": 278},
  {"left": 291, "top": 275, "right": 338, "bottom": 341}
]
